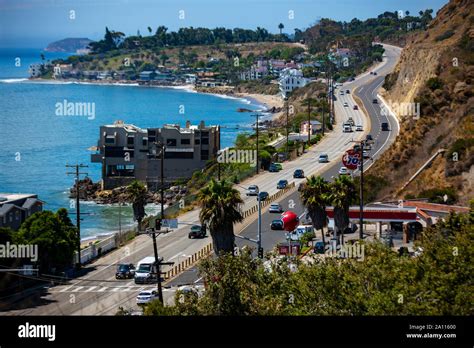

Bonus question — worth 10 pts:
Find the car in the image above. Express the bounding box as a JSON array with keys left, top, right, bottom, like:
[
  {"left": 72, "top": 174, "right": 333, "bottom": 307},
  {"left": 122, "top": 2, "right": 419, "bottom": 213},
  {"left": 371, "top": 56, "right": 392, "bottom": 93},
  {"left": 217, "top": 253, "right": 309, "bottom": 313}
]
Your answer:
[
  {"left": 269, "top": 203, "right": 283, "bottom": 213},
  {"left": 258, "top": 191, "right": 269, "bottom": 201},
  {"left": 353, "top": 144, "right": 361, "bottom": 152},
  {"left": 340, "top": 91, "right": 345, "bottom": 96},
  {"left": 314, "top": 241, "right": 325, "bottom": 254},
  {"left": 318, "top": 153, "right": 329, "bottom": 163},
  {"left": 372, "top": 99, "right": 378, "bottom": 104},
  {"left": 347, "top": 117, "right": 355, "bottom": 126},
  {"left": 346, "top": 89, "right": 350, "bottom": 94},
  {"left": 115, "top": 263, "right": 135, "bottom": 279},
  {"left": 270, "top": 219, "right": 284, "bottom": 230},
  {"left": 364, "top": 143, "right": 372, "bottom": 150},
  {"left": 269, "top": 163, "right": 279, "bottom": 172},
  {"left": 136, "top": 290, "right": 159, "bottom": 305},
  {"left": 366, "top": 134, "right": 373, "bottom": 142},
  {"left": 343, "top": 102, "right": 348, "bottom": 107},
  {"left": 277, "top": 179, "right": 288, "bottom": 189},
  {"left": 381, "top": 122, "right": 389, "bottom": 131},
  {"left": 353, "top": 105, "right": 359, "bottom": 110},
  {"left": 338, "top": 167, "right": 349, "bottom": 175},
  {"left": 363, "top": 150, "right": 370, "bottom": 159},
  {"left": 246, "top": 185, "right": 259, "bottom": 196},
  {"left": 293, "top": 169, "right": 305, "bottom": 178},
  {"left": 134, "top": 257, "right": 157, "bottom": 284},
  {"left": 373, "top": 71, "right": 378, "bottom": 75},
  {"left": 343, "top": 124, "right": 352, "bottom": 133},
  {"left": 274, "top": 163, "right": 283, "bottom": 171},
  {"left": 356, "top": 125, "right": 363, "bottom": 131},
  {"left": 188, "top": 224, "right": 206, "bottom": 239}
]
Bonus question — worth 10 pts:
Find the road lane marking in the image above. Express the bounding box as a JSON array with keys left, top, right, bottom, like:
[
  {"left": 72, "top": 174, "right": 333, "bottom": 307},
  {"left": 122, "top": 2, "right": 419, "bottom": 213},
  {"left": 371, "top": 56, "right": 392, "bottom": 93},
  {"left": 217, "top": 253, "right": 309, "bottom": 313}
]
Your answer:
[
  {"left": 72, "top": 286, "right": 84, "bottom": 292},
  {"left": 59, "top": 285, "right": 74, "bottom": 292},
  {"left": 98, "top": 287, "right": 108, "bottom": 292},
  {"left": 85, "top": 286, "right": 97, "bottom": 292}
]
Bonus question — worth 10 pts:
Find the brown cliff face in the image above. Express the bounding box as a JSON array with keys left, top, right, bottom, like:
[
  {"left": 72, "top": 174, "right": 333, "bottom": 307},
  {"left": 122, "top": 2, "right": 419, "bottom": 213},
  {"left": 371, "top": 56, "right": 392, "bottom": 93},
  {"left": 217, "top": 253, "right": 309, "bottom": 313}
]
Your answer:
[{"left": 371, "top": 0, "right": 474, "bottom": 204}]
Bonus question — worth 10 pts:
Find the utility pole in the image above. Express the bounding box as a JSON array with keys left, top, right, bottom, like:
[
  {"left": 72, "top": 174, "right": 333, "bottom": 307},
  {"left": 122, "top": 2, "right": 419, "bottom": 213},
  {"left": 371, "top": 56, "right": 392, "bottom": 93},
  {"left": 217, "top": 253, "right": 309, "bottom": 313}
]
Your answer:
[
  {"left": 253, "top": 113, "right": 262, "bottom": 174},
  {"left": 307, "top": 99, "right": 311, "bottom": 146},
  {"left": 359, "top": 141, "right": 364, "bottom": 239},
  {"left": 257, "top": 194, "right": 262, "bottom": 258},
  {"left": 66, "top": 163, "right": 88, "bottom": 269},
  {"left": 285, "top": 98, "right": 289, "bottom": 158}
]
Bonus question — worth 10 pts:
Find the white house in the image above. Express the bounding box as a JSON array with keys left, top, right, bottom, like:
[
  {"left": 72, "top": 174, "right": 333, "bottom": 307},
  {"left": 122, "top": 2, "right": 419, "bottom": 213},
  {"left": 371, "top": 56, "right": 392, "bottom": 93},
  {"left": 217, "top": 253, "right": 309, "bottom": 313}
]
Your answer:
[
  {"left": 300, "top": 120, "right": 322, "bottom": 135},
  {"left": 279, "top": 68, "right": 308, "bottom": 97}
]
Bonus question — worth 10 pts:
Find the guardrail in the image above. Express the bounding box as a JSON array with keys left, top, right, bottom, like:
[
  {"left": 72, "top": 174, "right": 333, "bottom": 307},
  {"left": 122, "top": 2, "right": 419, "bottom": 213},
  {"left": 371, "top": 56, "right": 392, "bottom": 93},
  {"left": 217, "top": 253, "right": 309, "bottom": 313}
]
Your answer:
[{"left": 241, "top": 182, "right": 296, "bottom": 219}]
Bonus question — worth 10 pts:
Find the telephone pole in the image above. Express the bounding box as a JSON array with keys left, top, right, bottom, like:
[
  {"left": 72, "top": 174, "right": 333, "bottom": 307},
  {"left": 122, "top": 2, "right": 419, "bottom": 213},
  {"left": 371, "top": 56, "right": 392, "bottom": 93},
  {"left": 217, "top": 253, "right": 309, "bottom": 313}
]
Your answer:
[
  {"left": 66, "top": 163, "right": 88, "bottom": 268},
  {"left": 252, "top": 113, "right": 263, "bottom": 174}
]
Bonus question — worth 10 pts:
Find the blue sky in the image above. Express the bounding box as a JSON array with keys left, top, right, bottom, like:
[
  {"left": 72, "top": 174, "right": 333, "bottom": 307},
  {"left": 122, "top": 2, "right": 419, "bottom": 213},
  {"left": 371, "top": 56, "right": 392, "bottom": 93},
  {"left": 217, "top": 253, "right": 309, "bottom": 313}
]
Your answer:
[{"left": 0, "top": 0, "right": 448, "bottom": 48}]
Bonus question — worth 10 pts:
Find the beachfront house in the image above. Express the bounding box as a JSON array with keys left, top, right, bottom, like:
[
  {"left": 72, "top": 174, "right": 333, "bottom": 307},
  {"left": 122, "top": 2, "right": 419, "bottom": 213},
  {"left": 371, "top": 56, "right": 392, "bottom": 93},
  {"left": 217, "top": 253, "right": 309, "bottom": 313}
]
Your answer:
[
  {"left": 0, "top": 194, "right": 43, "bottom": 230},
  {"left": 279, "top": 68, "right": 308, "bottom": 98},
  {"left": 91, "top": 120, "right": 221, "bottom": 190},
  {"left": 139, "top": 71, "right": 156, "bottom": 81}
]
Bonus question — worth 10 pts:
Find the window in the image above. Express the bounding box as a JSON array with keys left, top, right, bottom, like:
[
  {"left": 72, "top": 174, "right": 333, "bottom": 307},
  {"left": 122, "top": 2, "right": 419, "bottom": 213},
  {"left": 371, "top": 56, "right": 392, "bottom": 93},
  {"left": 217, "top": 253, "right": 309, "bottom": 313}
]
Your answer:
[
  {"left": 201, "top": 149, "right": 209, "bottom": 160},
  {"left": 195, "top": 139, "right": 200, "bottom": 145},
  {"left": 127, "top": 136, "right": 134, "bottom": 146},
  {"left": 166, "top": 139, "right": 177, "bottom": 146},
  {"left": 201, "top": 138, "right": 209, "bottom": 145},
  {"left": 142, "top": 138, "right": 148, "bottom": 146},
  {"left": 105, "top": 136, "right": 115, "bottom": 144},
  {"left": 164, "top": 152, "right": 194, "bottom": 159},
  {"left": 15, "top": 210, "right": 20, "bottom": 221},
  {"left": 181, "top": 138, "right": 191, "bottom": 145}
]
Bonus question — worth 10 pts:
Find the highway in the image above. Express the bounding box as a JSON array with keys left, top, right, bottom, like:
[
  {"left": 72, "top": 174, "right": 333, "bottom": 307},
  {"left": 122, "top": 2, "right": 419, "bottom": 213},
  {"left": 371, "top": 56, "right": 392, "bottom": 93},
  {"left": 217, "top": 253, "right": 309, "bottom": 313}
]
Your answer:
[{"left": 0, "top": 44, "right": 401, "bottom": 315}]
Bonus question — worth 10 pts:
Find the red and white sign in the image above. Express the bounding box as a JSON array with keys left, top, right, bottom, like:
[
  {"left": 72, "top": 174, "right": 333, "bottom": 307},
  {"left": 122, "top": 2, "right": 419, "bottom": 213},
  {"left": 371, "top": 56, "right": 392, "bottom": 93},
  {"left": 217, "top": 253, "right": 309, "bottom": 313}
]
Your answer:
[{"left": 342, "top": 149, "right": 360, "bottom": 170}]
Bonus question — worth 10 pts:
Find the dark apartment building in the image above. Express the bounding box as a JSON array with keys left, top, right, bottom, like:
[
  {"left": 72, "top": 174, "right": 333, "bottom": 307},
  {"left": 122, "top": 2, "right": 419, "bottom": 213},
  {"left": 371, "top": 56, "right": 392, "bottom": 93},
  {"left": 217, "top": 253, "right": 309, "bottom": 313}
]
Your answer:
[{"left": 91, "top": 120, "right": 220, "bottom": 189}]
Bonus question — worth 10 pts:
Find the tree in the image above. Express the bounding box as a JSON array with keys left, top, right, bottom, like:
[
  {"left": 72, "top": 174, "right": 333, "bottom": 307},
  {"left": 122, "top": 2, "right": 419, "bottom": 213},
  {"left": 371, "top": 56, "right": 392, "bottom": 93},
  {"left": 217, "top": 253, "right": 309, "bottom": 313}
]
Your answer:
[
  {"left": 327, "top": 175, "right": 356, "bottom": 244},
  {"left": 147, "top": 26, "right": 152, "bottom": 35},
  {"left": 14, "top": 209, "right": 78, "bottom": 273},
  {"left": 160, "top": 53, "right": 169, "bottom": 66},
  {"left": 126, "top": 180, "right": 147, "bottom": 231},
  {"left": 300, "top": 176, "right": 330, "bottom": 245},
  {"left": 278, "top": 23, "right": 285, "bottom": 35},
  {"left": 198, "top": 179, "right": 243, "bottom": 255}
]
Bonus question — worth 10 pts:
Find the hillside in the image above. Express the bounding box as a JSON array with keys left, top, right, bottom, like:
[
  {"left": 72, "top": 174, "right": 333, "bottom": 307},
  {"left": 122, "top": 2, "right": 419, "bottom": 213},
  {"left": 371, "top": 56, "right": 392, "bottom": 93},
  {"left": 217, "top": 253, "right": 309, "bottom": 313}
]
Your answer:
[
  {"left": 369, "top": 0, "right": 474, "bottom": 205},
  {"left": 45, "top": 38, "right": 93, "bottom": 52}
]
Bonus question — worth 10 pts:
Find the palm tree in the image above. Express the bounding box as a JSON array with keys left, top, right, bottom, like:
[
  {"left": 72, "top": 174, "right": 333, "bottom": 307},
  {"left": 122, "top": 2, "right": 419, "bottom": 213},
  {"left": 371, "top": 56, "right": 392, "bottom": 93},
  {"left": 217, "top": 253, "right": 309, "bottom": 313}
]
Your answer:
[
  {"left": 301, "top": 98, "right": 318, "bottom": 146},
  {"left": 147, "top": 26, "right": 152, "bottom": 35},
  {"left": 126, "top": 180, "right": 147, "bottom": 231},
  {"left": 300, "top": 176, "right": 330, "bottom": 245},
  {"left": 160, "top": 53, "right": 169, "bottom": 66},
  {"left": 198, "top": 179, "right": 243, "bottom": 255},
  {"left": 278, "top": 23, "right": 284, "bottom": 35},
  {"left": 327, "top": 175, "right": 356, "bottom": 245}
]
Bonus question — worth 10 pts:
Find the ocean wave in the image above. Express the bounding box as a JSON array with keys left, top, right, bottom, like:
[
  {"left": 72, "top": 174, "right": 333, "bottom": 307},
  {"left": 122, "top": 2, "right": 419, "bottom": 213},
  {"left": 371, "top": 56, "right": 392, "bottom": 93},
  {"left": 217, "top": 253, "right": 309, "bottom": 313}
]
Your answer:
[{"left": 0, "top": 78, "right": 29, "bottom": 83}]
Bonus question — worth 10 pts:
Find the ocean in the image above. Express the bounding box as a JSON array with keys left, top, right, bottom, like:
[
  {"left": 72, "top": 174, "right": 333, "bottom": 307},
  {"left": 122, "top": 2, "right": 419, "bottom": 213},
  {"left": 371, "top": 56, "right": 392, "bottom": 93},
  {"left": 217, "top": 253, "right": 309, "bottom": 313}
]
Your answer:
[{"left": 0, "top": 48, "right": 263, "bottom": 239}]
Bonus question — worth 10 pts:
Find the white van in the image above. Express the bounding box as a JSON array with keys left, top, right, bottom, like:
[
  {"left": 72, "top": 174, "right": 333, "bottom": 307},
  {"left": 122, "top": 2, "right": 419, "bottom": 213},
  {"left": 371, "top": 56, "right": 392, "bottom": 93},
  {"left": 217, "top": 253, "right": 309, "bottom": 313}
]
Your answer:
[
  {"left": 287, "top": 225, "right": 314, "bottom": 241},
  {"left": 343, "top": 124, "right": 352, "bottom": 133},
  {"left": 134, "top": 256, "right": 157, "bottom": 284}
]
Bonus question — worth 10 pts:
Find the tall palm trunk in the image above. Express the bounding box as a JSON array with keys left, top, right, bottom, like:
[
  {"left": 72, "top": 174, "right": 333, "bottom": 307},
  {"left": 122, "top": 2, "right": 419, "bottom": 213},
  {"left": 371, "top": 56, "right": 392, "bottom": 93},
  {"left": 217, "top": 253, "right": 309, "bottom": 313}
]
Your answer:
[{"left": 210, "top": 222, "right": 235, "bottom": 255}]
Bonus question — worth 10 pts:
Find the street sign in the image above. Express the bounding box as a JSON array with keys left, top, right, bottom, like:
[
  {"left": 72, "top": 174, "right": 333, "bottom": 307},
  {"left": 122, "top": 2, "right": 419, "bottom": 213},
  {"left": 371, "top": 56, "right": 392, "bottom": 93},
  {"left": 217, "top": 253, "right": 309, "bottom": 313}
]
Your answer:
[{"left": 342, "top": 149, "right": 360, "bottom": 170}]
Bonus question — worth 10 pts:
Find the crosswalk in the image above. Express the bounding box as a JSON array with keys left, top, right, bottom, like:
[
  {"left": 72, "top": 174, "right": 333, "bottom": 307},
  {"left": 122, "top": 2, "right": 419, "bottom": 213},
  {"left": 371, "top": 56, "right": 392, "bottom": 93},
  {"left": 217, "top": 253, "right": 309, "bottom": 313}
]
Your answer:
[{"left": 50, "top": 283, "right": 173, "bottom": 294}]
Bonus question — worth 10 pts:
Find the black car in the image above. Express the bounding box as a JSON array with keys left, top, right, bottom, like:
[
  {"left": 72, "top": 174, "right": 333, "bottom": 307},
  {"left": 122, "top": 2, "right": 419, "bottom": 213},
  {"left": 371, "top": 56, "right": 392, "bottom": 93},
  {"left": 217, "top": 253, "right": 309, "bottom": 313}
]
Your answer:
[
  {"left": 258, "top": 191, "right": 269, "bottom": 201},
  {"left": 366, "top": 134, "right": 373, "bottom": 142},
  {"left": 381, "top": 122, "right": 389, "bottom": 131},
  {"left": 372, "top": 99, "right": 378, "bottom": 104},
  {"left": 293, "top": 169, "right": 305, "bottom": 178},
  {"left": 270, "top": 219, "right": 284, "bottom": 230},
  {"left": 116, "top": 263, "right": 135, "bottom": 279},
  {"left": 188, "top": 224, "right": 207, "bottom": 239},
  {"left": 277, "top": 179, "right": 288, "bottom": 189}
]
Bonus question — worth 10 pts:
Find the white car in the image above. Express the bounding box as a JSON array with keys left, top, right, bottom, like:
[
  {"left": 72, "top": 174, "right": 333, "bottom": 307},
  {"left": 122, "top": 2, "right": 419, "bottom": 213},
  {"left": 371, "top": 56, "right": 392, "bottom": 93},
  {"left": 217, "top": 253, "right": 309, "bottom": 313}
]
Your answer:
[
  {"left": 136, "top": 290, "right": 159, "bottom": 305},
  {"left": 246, "top": 185, "right": 259, "bottom": 196},
  {"left": 269, "top": 203, "right": 283, "bottom": 213},
  {"left": 343, "top": 125, "right": 352, "bottom": 133},
  {"left": 363, "top": 150, "right": 370, "bottom": 158},
  {"left": 338, "top": 167, "right": 349, "bottom": 175},
  {"left": 343, "top": 102, "right": 348, "bottom": 107},
  {"left": 356, "top": 125, "right": 363, "bottom": 131}
]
